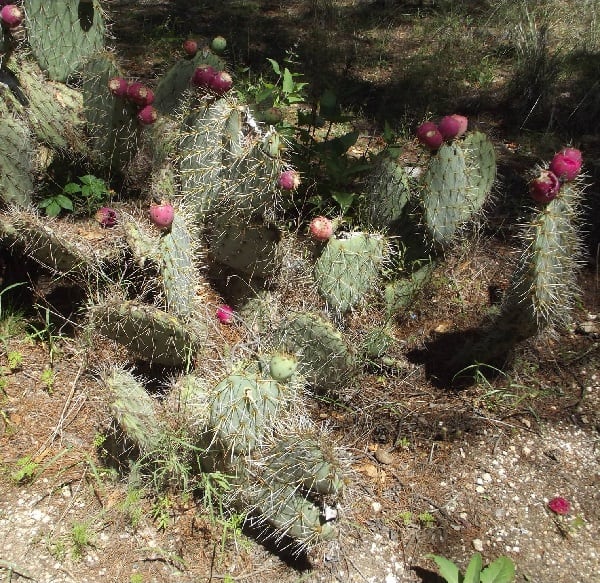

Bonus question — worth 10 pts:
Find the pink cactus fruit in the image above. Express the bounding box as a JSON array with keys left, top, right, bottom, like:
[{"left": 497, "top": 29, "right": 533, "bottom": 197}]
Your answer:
[
  {"left": 529, "top": 169, "right": 561, "bottom": 204},
  {"left": 560, "top": 147, "right": 582, "bottom": 165},
  {"left": 0, "top": 4, "right": 23, "bottom": 28},
  {"left": 191, "top": 64, "right": 216, "bottom": 88},
  {"left": 548, "top": 496, "right": 571, "bottom": 515},
  {"left": 183, "top": 39, "right": 198, "bottom": 57},
  {"left": 149, "top": 201, "right": 174, "bottom": 230},
  {"left": 309, "top": 216, "right": 334, "bottom": 242},
  {"left": 438, "top": 114, "right": 468, "bottom": 140},
  {"left": 216, "top": 304, "right": 234, "bottom": 324},
  {"left": 137, "top": 105, "right": 158, "bottom": 125},
  {"left": 95, "top": 207, "right": 118, "bottom": 228},
  {"left": 550, "top": 149, "right": 582, "bottom": 181},
  {"left": 108, "top": 77, "right": 129, "bottom": 97},
  {"left": 127, "top": 82, "right": 154, "bottom": 107},
  {"left": 278, "top": 169, "right": 301, "bottom": 191},
  {"left": 210, "top": 70, "right": 233, "bottom": 95},
  {"left": 416, "top": 121, "right": 443, "bottom": 150}
]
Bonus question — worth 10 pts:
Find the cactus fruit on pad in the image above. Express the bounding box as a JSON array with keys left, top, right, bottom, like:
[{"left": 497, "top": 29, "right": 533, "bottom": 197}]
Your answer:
[
  {"left": 91, "top": 300, "right": 199, "bottom": 367},
  {"left": 276, "top": 312, "right": 356, "bottom": 392},
  {"left": 24, "top": 0, "right": 106, "bottom": 82},
  {"left": 314, "top": 232, "right": 386, "bottom": 313},
  {"left": 103, "top": 367, "right": 164, "bottom": 453},
  {"left": 422, "top": 134, "right": 494, "bottom": 246},
  {"left": 0, "top": 116, "right": 34, "bottom": 207}
]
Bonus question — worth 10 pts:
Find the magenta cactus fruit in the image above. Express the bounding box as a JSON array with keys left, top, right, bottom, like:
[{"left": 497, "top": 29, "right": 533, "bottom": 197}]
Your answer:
[
  {"left": 183, "top": 39, "right": 198, "bottom": 57},
  {"left": 529, "top": 170, "right": 561, "bottom": 203},
  {"left": 211, "top": 36, "right": 227, "bottom": 53},
  {"left": 278, "top": 169, "right": 301, "bottom": 191},
  {"left": 137, "top": 105, "right": 158, "bottom": 125},
  {"left": 95, "top": 207, "right": 118, "bottom": 228},
  {"left": 149, "top": 202, "right": 174, "bottom": 230},
  {"left": 127, "top": 82, "right": 154, "bottom": 107},
  {"left": 550, "top": 150, "right": 582, "bottom": 181},
  {"left": 210, "top": 71, "right": 233, "bottom": 95},
  {"left": 548, "top": 496, "right": 571, "bottom": 515},
  {"left": 416, "top": 121, "right": 443, "bottom": 150},
  {"left": 216, "top": 304, "right": 234, "bottom": 324},
  {"left": 108, "top": 77, "right": 129, "bottom": 97},
  {"left": 309, "top": 216, "right": 334, "bottom": 242},
  {"left": 191, "top": 64, "right": 216, "bottom": 88},
  {"left": 0, "top": 4, "right": 23, "bottom": 28},
  {"left": 438, "top": 114, "right": 468, "bottom": 140},
  {"left": 560, "top": 147, "right": 582, "bottom": 165}
]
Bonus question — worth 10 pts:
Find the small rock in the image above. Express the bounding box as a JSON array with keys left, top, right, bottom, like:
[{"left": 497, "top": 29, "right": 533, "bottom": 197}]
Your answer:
[
  {"left": 475, "top": 485, "right": 485, "bottom": 494},
  {"left": 473, "top": 538, "right": 484, "bottom": 552},
  {"left": 371, "top": 501, "right": 382, "bottom": 513},
  {"left": 375, "top": 449, "right": 394, "bottom": 465}
]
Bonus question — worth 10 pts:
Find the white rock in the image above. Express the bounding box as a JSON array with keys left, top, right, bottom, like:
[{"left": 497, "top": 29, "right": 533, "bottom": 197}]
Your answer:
[{"left": 472, "top": 538, "right": 484, "bottom": 552}]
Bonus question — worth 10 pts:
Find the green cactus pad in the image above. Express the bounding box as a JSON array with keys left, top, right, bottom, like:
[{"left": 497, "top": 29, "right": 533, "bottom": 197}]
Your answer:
[
  {"left": 103, "top": 367, "right": 164, "bottom": 453},
  {"left": 25, "top": 0, "right": 106, "bottom": 82},
  {"left": 314, "top": 232, "right": 387, "bottom": 313},
  {"left": 0, "top": 116, "right": 34, "bottom": 207},
  {"left": 163, "top": 373, "right": 211, "bottom": 435},
  {"left": 276, "top": 312, "right": 356, "bottom": 392},
  {"left": 92, "top": 300, "right": 199, "bottom": 367},
  {"left": 384, "top": 262, "right": 435, "bottom": 318},
  {"left": 462, "top": 131, "right": 496, "bottom": 206}
]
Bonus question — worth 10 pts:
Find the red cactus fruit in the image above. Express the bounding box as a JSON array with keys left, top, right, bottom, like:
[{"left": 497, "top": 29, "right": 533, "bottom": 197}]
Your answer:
[
  {"left": 127, "top": 82, "right": 154, "bottom": 106},
  {"left": 149, "top": 202, "right": 174, "bottom": 230},
  {"left": 416, "top": 121, "right": 443, "bottom": 150},
  {"left": 211, "top": 36, "right": 227, "bottom": 53},
  {"left": 216, "top": 304, "right": 234, "bottom": 324},
  {"left": 210, "top": 70, "right": 233, "bottom": 95},
  {"left": 191, "top": 64, "right": 216, "bottom": 88},
  {"left": 137, "top": 105, "right": 158, "bottom": 125},
  {"left": 529, "top": 170, "right": 561, "bottom": 203},
  {"left": 548, "top": 496, "right": 571, "bottom": 515},
  {"left": 0, "top": 4, "right": 23, "bottom": 28},
  {"left": 550, "top": 151, "right": 582, "bottom": 181},
  {"left": 278, "top": 169, "right": 301, "bottom": 191},
  {"left": 108, "top": 77, "right": 129, "bottom": 97},
  {"left": 438, "top": 114, "right": 468, "bottom": 140},
  {"left": 95, "top": 207, "right": 118, "bottom": 228},
  {"left": 183, "top": 39, "right": 198, "bottom": 57},
  {"left": 560, "top": 147, "right": 582, "bottom": 165},
  {"left": 309, "top": 216, "right": 334, "bottom": 242}
]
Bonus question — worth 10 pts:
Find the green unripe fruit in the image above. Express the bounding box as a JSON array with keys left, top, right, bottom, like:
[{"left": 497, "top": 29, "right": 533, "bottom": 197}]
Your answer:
[
  {"left": 268, "top": 353, "right": 298, "bottom": 382},
  {"left": 211, "top": 36, "right": 227, "bottom": 52}
]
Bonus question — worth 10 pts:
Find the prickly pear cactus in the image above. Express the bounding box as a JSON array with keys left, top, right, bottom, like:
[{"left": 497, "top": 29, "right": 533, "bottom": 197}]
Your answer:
[
  {"left": 0, "top": 116, "right": 34, "bottom": 207},
  {"left": 314, "top": 231, "right": 387, "bottom": 312},
  {"left": 24, "top": 0, "right": 106, "bottom": 82}
]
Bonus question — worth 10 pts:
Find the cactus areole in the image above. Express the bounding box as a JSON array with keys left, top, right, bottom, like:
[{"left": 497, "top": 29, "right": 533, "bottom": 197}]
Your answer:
[
  {"left": 529, "top": 170, "right": 561, "bottom": 204},
  {"left": 149, "top": 202, "right": 174, "bottom": 230},
  {"left": 0, "top": 4, "right": 22, "bottom": 28}
]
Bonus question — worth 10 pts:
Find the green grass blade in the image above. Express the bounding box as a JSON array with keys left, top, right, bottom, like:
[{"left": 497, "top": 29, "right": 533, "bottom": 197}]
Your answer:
[{"left": 464, "top": 553, "right": 482, "bottom": 583}]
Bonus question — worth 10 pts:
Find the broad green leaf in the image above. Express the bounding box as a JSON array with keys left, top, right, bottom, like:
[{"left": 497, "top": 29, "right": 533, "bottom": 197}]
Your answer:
[
  {"left": 480, "top": 557, "right": 515, "bottom": 583},
  {"left": 45, "top": 201, "right": 62, "bottom": 217},
  {"left": 63, "top": 183, "right": 81, "bottom": 194},
  {"left": 266, "top": 58, "right": 281, "bottom": 76},
  {"left": 55, "top": 194, "right": 73, "bottom": 210},
  {"left": 464, "top": 553, "right": 482, "bottom": 583},
  {"left": 426, "top": 554, "right": 461, "bottom": 583},
  {"left": 282, "top": 68, "right": 294, "bottom": 94},
  {"left": 331, "top": 191, "right": 355, "bottom": 215},
  {"left": 79, "top": 175, "right": 96, "bottom": 185},
  {"left": 255, "top": 87, "right": 275, "bottom": 105}
]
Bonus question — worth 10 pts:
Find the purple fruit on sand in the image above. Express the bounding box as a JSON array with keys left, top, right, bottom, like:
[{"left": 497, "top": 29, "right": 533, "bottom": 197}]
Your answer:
[
  {"left": 149, "top": 201, "right": 174, "bottom": 229},
  {"left": 1, "top": 4, "right": 23, "bottom": 28},
  {"left": 95, "top": 207, "right": 118, "bottom": 228},
  {"left": 416, "top": 121, "right": 443, "bottom": 150},
  {"left": 108, "top": 77, "right": 128, "bottom": 97},
  {"left": 191, "top": 64, "right": 216, "bottom": 88},
  {"left": 309, "top": 216, "right": 334, "bottom": 242},
  {"left": 210, "top": 70, "right": 233, "bottom": 95},
  {"left": 183, "top": 39, "right": 198, "bottom": 57},
  {"left": 216, "top": 304, "right": 234, "bottom": 324},
  {"left": 137, "top": 105, "right": 158, "bottom": 125},
  {"left": 278, "top": 169, "right": 301, "bottom": 190},
  {"left": 550, "top": 150, "right": 582, "bottom": 181},
  {"left": 529, "top": 170, "right": 560, "bottom": 203}
]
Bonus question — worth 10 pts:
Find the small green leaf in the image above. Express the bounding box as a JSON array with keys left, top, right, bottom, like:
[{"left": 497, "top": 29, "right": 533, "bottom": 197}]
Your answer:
[
  {"left": 79, "top": 175, "right": 95, "bottom": 185},
  {"left": 55, "top": 194, "right": 73, "bottom": 210},
  {"left": 480, "top": 557, "right": 515, "bottom": 583},
  {"left": 255, "top": 87, "right": 275, "bottom": 105},
  {"left": 282, "top": 68, "right": 295, "bottom": 94},
  {"left": 331, "top": 191, "right": 355, "bottom": 215},
  {"left": 45, "top": 201, "right": 62, "bottom": 217},
  {"left": 63, "top": 182, "right": 81, "bottom": 194},
  {"left": 426, "top": 554, "right": 462, "bottom": 583},
  {"left": 464, "top": 553, "right": 482, "bottom": 583},
  {"left": 266, "top": 58, "right": 281, "bottom": 76}
]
